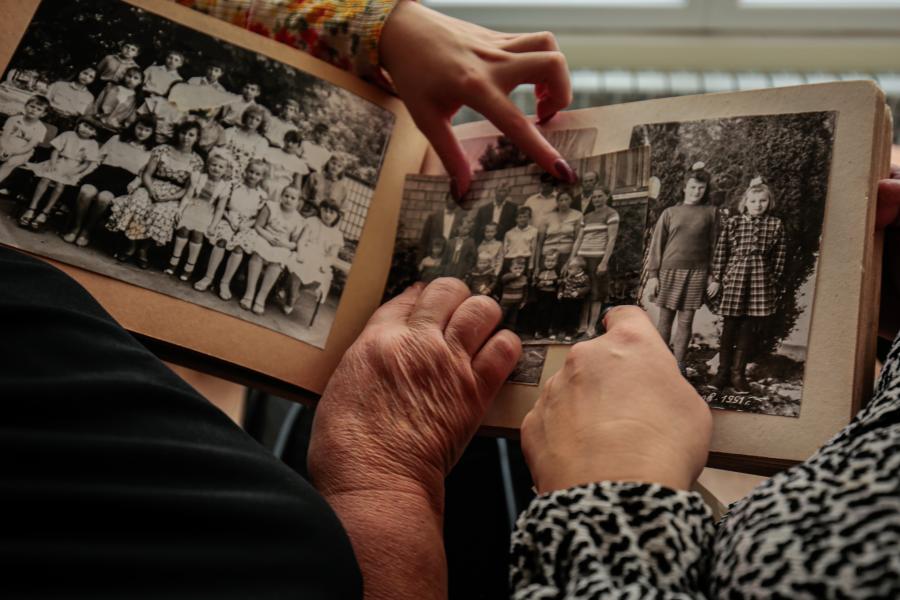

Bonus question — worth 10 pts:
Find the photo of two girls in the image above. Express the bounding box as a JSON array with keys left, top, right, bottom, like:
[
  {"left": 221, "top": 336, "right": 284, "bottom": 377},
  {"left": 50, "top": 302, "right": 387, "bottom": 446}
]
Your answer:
[{"left": 633, "top": 111, "right": 835, "bottom": 417}]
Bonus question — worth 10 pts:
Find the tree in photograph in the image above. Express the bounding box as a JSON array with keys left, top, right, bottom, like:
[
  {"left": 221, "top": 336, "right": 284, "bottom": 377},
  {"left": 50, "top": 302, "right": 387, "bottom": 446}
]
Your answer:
[{"left": 631, "top": 112, "right": 835, "bottom": 354}]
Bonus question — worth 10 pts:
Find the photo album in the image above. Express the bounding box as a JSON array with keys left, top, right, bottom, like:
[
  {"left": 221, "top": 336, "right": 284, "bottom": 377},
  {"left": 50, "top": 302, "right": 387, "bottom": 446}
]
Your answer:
[{"left": 0, "top": 0, "right": 891, "bottom": 474}]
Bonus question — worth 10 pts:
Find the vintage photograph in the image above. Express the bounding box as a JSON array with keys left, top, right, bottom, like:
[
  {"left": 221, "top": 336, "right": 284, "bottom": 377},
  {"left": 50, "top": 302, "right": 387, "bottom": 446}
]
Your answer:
[
  {"left": 630, "top": 111, "right": 836, "bottom": 417},
  {"left": 0, "top": 0, "right": 394, "bottom": 349},
  {"left": 388, "top": 146, "right": 650, "bottom": 384},
  {"left": 420, "top": 127, "right": 598, "bottom": 175}
]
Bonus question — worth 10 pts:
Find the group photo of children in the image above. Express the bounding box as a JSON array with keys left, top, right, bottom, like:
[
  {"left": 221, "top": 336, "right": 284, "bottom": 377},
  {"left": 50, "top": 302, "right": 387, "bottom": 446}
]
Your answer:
[
  {"left": 0, "top": 0, "right": 394, "bottom": 349},
  {"left": 631, "top": 111, "right": 836, "bottom": 417},
  {"left": 391, "top": 147, "right": 650, "bottom": 350}
]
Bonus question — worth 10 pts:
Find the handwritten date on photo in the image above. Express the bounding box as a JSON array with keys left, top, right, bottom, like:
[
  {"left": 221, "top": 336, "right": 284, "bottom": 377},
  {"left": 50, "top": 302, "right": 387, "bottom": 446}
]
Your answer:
[{"left": 704, "top": 391, "right": 760, "bottom": 412}]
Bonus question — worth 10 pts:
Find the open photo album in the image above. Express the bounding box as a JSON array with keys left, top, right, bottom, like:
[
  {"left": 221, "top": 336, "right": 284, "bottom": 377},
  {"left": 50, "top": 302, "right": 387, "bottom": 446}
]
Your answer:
[{"left": 0, "top": 0, "right": 891, "bottom": 474}]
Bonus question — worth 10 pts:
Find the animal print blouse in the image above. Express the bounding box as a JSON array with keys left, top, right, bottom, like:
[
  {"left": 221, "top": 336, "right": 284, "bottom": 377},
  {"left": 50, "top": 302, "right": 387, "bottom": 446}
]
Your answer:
[{"left": 511, "top": 332, "right": 900, "bottom": 597}]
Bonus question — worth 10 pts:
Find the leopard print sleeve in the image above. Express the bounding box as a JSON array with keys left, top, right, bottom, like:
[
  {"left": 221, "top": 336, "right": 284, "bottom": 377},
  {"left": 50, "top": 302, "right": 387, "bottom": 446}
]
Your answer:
[
  {"left": 175, "top": 0, "right": 401, "bottom": 89},
  {"left": 510, "top": 482, "right": 715, "bottom": 598},
  {"left": 711, "top": 332, "right": 900, "bottom": 597}
]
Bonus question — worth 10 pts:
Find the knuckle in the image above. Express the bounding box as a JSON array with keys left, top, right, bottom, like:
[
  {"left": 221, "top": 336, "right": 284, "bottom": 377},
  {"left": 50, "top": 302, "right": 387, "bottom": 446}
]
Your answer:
[
  {"left": 537, "top": 31, "right": 558, "bottom": 49},
  {"left": 608, "top": 322, "right": 645, "bottom": 346},
  {"left": 457, "top": 67, "right": 490, "bottom": 96},
  {"left": 494, "top": 332, "right": 521, "bottom": 364},
  {"left": 430, "top": 276, "right": 469, "bottom": 298},
  {"left": 564, "top": 341, "right": 591, "bottom": 368},
  {"left": 547, "top": 51, "right": 567, "bottom": 71},
  {"left": 501, "top": 113, "right": 531, "bottom": 140}
]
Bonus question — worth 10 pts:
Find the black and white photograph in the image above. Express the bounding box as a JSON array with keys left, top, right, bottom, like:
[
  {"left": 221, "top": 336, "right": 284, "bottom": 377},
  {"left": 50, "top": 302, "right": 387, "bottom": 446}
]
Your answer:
[
  {"left": 420, "top": 127, "right": 598, "bottom": 176},
  {"left": 0, "top": 0, "right": 394, "bottom": 349},
  {"left": 388, "top": 146, "right": 650, "bottom": 384},
  {"left": 630, "top": 111, "right": 836, "bottom": 417}
]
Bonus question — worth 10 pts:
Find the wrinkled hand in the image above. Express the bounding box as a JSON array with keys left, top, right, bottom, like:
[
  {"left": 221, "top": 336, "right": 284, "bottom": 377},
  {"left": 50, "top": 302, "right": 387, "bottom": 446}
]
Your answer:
[
  {"left": 521, "top": 306, "right": 712, "bottom": 493},
  {"left": 878, "top": 163, "right": 900, "bottom": 339},
  {"left": 379, "top": 1, "right": 575, "bottom": 201},
  {"left": 308, "top": 278, "right": 521, "bottom": 507}
]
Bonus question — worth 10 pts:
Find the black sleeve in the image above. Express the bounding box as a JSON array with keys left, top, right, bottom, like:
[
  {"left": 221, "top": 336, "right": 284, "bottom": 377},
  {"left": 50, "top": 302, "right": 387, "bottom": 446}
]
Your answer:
[{"left": 0, "top": 247, "right": 361, "bottom": 600}]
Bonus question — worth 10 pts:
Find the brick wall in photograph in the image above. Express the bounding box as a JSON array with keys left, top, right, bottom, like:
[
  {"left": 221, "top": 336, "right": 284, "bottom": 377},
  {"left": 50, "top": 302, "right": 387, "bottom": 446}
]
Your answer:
[{"left": 397, "top": 166, "right": 543, "bottom": 246}]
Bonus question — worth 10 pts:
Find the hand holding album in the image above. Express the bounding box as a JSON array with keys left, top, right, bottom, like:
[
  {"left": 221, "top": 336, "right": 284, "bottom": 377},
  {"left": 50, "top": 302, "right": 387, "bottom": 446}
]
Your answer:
[
  {"left": 522, "top": 306, "right": 712, "bottom": 492},
  {"left": 308, "top": 279, "right": 520, "bottom": 500}
]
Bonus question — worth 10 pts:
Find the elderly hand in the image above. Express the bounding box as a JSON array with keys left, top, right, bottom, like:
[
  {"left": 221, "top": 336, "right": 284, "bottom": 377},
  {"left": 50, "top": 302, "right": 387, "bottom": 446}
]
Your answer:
[
  {"left": 521, "top": 306, "right": 712, "bottom": 493},
  {"left": 379, "top": 1, "right": 575, "bottom": 201},
  {"left": 308, "top": 277, "right": 521, "bottom": 507}
]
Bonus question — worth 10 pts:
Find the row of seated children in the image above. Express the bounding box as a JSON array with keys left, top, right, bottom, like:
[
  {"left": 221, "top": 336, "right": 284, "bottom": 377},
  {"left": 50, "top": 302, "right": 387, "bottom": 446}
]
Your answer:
[
  {"left": 6, "top": 99, "right": 317, "bottom": 242},
  {"left": 5, "top": 40, "right": 332, "bottom": 159},
  {"left": 2, "top": 106, "right": 341, "bottom": 318}
]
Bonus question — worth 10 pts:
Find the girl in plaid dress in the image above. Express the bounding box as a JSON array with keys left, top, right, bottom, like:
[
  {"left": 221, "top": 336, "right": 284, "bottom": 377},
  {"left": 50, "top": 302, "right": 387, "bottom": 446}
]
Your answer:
[
  {"left": 645, "top": 163, "right": 719, "bottom": 373},
  {"left": 708, "top": 177, "right": 786, "bottom": 393}
]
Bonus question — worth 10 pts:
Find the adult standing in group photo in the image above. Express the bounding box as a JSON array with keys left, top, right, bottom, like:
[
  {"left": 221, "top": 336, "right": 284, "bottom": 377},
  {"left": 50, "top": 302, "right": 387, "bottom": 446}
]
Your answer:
[{"left": 474, "top": 179, "right": 517, "bottom": 245}]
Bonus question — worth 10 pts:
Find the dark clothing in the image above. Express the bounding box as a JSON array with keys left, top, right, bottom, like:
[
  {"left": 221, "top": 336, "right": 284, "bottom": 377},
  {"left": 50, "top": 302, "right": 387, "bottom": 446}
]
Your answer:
[
  {"left": 0, "top": 247, "right": 361, "bottom": 599},
  {"left": 465, "top": 267, "right": 497, "bottom": 296},
  {"left": 442, "top": 236, "right": 477, "bottom": 280},
  {"left": 558, "top": 270, "right": 590, "bottom": 301},
  {"left": 473, "top": 200, "right": 517, "bottom": 245},
  {"left": 534, "top": 290, "right": 557, "bottom": 337},
  {"left": 553, "top": 298, "right": 584, "bottom": 337},
  {"left": 499, "top": 273, "right": 528, "bottom": 308},
  {"left": 419, "top": 207, "right": 461, "bottom": 262},
  {"left": 720, "top": 315, "right": 760, "bottom": 354},
  {"left": 533, "top": 268, "right": 559, "bottom": 293},
  {"left": 573, "top": 191, "right": 595, "bottom": 215},
  {"left": 646, "top": 204, "right": 718, "bottom": 278}
]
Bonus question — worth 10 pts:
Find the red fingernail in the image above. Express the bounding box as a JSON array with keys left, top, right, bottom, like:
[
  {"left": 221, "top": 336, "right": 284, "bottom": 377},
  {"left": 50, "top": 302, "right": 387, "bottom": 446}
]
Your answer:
[{"left": 554, "top": 159, "right": 577, "bottom": 184}]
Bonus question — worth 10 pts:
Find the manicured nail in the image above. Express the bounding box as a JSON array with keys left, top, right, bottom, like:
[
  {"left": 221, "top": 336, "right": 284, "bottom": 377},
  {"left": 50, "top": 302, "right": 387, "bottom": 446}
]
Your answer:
[{"left": 554, "top": 159, "right": 577, "bottom": 184}]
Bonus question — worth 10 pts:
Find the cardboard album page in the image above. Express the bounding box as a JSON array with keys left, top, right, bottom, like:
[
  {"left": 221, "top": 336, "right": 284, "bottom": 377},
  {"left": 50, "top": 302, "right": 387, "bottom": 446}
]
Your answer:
[
  {"left": 0, "top": 0, "right": 428, "bottom": 394},
  {"left": 416, "top": 82, "right": 887, "bottom": 469}
]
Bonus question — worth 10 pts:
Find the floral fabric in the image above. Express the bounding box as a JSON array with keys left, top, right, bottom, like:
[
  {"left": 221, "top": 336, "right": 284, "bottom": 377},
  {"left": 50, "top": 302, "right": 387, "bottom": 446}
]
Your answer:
[{"left": 175, "top": 0, "right": 402, "bottom": 89}]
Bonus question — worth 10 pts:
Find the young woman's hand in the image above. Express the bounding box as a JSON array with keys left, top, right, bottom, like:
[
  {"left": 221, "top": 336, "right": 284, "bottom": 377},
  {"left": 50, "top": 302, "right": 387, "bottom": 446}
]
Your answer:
[
  {"left": 707, "top": 280, "right": 720, "bottom": 298},
  {"left": 379, "top": 1, "right": 575, "bottom": 201},
  {"left": 521, "top": 306, "right": 712, "bottom": 492},
  {"left": 309, "top": 277, "right": 520, "bottom": 503}
]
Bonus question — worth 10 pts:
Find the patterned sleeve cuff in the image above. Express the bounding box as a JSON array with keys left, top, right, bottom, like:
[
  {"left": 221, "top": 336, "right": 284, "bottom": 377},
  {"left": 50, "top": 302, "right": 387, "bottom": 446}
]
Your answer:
[
  {"left": 176, "top": 0, "right": 402, "bottom": 90},
  {"left": 510, "top": 482, "right": 715, "bottom": 598}
]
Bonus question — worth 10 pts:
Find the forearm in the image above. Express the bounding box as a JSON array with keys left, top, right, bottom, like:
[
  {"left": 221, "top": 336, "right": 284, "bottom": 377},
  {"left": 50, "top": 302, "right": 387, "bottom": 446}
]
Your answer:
[
  {"left": 511, "top": 482, "right": 714, "bottom": 599},
  {"left": 324, "top": 489, "right": 448, "bottom": 600},
  {"left": 179, "top": 0, "right": 401, "bottom": 88}
]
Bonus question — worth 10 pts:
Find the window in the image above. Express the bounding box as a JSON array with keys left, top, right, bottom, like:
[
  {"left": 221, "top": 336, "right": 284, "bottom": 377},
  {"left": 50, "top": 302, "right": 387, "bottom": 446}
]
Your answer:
[
  {"left": 424, "top": 0, "right": 900, "bottom": 32},
  {"left": 422, "top": 0, "right": 705, "bottom": 31}
]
